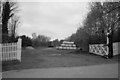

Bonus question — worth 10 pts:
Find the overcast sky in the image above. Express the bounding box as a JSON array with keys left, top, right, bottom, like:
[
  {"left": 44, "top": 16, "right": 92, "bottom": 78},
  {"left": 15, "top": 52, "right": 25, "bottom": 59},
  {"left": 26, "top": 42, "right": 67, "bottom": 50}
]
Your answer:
[{"left": 17, "top": 0, "right": 90, "bottom": 40}]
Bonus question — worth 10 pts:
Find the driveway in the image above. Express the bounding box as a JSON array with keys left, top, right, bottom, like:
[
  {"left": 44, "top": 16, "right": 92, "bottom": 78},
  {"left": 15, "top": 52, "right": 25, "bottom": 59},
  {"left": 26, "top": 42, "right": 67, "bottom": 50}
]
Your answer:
[
  {"left": 3, "top": 48, "right": 119, "bottom": 71},
  {"left": 2, "top": 63, "right": 118, "bottom": 78}
]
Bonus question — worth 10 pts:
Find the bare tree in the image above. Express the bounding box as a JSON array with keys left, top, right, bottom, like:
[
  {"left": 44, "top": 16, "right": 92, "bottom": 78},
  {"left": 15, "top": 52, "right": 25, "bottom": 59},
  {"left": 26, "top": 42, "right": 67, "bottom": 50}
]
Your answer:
[
  {"left": 2, "top": 0, "right": 18, "bottom": 35},
  {"left": 0, "top": 0, "right": 2, "bottom": 22},
  {"left": 9, "top": 15, "right": 20, "bottom": 38},
  {"left": 0, "top": 1, "right": 2, "bottom": 43},
  {"left": 2, "top": 0, "right": 19, "bottom": 43},
  {"left": 82, "top": 2, "right": 120, "bottom": 58},
  {"left": 84, "top": 2, "right": 120, "bottom": 35}
]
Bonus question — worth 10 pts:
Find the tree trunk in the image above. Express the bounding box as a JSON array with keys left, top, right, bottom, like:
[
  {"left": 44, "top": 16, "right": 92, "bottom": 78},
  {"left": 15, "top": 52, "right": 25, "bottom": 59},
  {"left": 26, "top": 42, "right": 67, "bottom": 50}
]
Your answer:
[{"left": 2, "top": 19, "right": 8, "bottom": 34}]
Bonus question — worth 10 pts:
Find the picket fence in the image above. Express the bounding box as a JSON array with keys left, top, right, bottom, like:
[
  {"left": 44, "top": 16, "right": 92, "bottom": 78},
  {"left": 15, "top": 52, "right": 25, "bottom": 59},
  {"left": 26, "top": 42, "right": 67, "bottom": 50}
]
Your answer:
[
  {"left": 89, "top": 42, "right": 120, "bottom": 56},
  {"left": 0, "top": 38, "right": 22, "bottom": 61}
]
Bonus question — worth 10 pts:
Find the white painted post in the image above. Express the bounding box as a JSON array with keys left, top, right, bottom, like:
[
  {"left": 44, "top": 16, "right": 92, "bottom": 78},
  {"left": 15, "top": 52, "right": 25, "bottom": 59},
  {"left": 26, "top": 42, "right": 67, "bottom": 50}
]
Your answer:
[
  {"left": 0, "top": 48, "right": 1, "bottom": 74},
  {"left": 0, "top": 44, "right": 2, "bottom": 61},
  {"left": 17, "top": 38, "right": 22, "bottom": 62},
  {"left": 106, "top": 32, "right": 109, "bottom": 56},
  {"left": 106, "top": 33, "right": 109, "bottom": 45}
]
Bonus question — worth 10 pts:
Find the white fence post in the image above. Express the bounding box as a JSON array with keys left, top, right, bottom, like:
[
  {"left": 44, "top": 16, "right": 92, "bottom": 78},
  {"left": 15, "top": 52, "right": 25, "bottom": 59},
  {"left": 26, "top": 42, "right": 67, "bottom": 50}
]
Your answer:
[
  {"left": 106, "top": 32, "right": 109, "bottom": 56},
  {"left": 0, "top": 44, "right": 2, "bottom": 61},
  {"left": 17, "top": 38, "right": 22, "bottom": 62}
]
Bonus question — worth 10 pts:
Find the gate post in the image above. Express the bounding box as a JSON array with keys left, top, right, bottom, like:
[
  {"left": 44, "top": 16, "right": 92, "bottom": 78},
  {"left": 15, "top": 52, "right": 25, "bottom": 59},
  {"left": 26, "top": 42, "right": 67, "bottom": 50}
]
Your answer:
[
  {"left": 106, "top": 32, "right": 109, "bottom": 56},
  {"left": 17, "top": 38, "right": 22, "bottom": 62},
  {"left": 106, "top": 30, "right": 113, "bottom": 58},
  {"left": 0, "top": 44, "right": 2, "bottom": 61}
]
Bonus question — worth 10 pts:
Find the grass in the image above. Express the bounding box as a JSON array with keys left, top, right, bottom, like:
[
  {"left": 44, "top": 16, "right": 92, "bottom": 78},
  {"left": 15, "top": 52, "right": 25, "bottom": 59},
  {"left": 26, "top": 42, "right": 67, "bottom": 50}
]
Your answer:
[{"left": 2, "top": 47, "right": 119, "bottom": 72}]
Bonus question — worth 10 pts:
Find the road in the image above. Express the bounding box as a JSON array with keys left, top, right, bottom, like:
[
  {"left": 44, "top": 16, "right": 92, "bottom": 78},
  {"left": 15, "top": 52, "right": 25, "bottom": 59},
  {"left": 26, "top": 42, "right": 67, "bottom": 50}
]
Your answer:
[{"left": 2, "top": 63, "right": 118, "bottom": 78}]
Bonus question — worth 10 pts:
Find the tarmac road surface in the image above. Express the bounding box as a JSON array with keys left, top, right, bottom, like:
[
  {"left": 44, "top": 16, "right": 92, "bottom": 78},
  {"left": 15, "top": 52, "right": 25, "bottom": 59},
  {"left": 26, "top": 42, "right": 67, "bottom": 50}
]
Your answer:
[{"left": 2, "top": 63, "right": 118, "bottom": 78}]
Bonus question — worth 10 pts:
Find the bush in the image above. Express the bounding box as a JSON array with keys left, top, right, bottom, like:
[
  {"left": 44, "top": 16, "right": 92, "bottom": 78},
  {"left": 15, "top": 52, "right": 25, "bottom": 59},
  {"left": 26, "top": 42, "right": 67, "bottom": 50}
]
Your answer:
[
  {"left": 2, "top": 33, "right": 19, "bottom": 43},
  {"left": 2, "top": 33, "right": 11, "bottom": 43},
  {"left": 32, "top": 34, "right": 50, "bottom": 48},
  {"left": 89, "top": 34, "right": 106, "bottom": 44},
  {"left": 20, "top": 35, "right": 32, "bottom": 47}
]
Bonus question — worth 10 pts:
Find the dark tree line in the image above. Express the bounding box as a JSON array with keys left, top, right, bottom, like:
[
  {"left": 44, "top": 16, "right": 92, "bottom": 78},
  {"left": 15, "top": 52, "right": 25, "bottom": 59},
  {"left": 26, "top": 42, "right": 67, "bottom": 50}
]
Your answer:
[
  {"left": 65, "top": 28, "right": 89, "bottom": 51},
  {"left": 83, "top": 2, "right": 120, "bottom": 44},
  {"left": 32, "top": 34, "right": 51, "bottom": 47},
  {"left": 67, "top": 1, "right": 120, "bottom": 46},
  {"left": 19, "top": 35, "right": 32, "bottom": 47}
]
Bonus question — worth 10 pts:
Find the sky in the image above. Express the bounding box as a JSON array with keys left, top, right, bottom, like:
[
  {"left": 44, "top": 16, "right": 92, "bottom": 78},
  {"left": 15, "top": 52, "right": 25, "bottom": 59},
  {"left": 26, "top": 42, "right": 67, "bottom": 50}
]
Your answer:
[{"left": 17, "top": 0, "right": 90, "bottom": 40}]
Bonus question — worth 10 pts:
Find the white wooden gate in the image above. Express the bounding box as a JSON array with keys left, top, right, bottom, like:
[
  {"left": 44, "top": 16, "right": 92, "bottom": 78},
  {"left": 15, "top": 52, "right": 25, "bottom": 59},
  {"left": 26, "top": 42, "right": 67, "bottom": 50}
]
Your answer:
[
  {"left": 89, "top": 44, "right": 109, "bottom": 56},
  {"left": 0, "top": 38, "right": 22, "bottom": 62},
  {"left": 89, "top": 42, "right": 120, "bottom": 56}
]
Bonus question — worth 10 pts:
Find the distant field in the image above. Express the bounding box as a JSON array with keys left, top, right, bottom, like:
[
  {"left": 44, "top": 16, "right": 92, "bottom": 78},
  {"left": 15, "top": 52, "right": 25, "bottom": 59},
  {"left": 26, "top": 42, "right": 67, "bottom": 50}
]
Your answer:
[{"left": 2, "top": 47, "right": 119, "bottom": 71}]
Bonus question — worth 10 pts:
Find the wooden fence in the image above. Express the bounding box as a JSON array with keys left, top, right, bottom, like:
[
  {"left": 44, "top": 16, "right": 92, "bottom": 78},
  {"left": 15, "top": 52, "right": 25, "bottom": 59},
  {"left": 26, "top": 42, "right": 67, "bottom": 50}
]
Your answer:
[
  {"left": 113, "top": 42, "right": 120, "bottom": 56},
  {"left": 0, "top": 38, "right": 22, "bottom": 62},
  {"left": 89, "top": 42, "right": 120, "bottom": 56}
]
